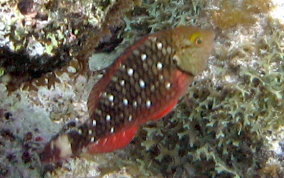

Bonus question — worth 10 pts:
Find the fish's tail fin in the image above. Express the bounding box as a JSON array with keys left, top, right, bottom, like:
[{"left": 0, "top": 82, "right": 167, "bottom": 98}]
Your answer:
[
  {"left": 40, "top": 129, "right": 86, "bottom": 163},
  {"left": 40, "top": 133, "right": 73, "bottom": 163}
]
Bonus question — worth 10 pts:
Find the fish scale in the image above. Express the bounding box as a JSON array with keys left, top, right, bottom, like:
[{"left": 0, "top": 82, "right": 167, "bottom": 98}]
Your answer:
[{"left": 40, "top": 26, "right": 215, "bottom": 163}]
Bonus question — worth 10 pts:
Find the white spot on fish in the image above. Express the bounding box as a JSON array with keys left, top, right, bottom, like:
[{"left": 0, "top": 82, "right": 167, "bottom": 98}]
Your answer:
[
  {"left": 88, "top": 129, "right": 92, "bottom": 135},
  {"left": 110, "top": 127, "right": 114, "bottom": 133},
  {"left": 141, "top": 54, "right": 147, "bottom": 61},
  {"left": 128, "top": 115, "right": 133, "bottom": 121},
  {"left": 120, "top": 80, "right": 125, "bottom": 86},
  {"left": 157, "top": 42, "right": 163, "bottom": 49},
  {"left": 92, "top": 120, "right": 97, "bottom": 126},
  {"left": 123, "top": 98, "right": 128, "bottom": 106},
  {"left": 91, "top": 137, "right": 95, "bottom": 142},
  {"left": 106, "top": 114, "right": 111, "bottom": 121},
  {"left": 78, "top": 129, "right": 82, "bottom": 135},
  {"left": 166, "top": 82, "right": 171, "bottom": 89},
  {"left": 133, "top": 101, "right": 137, "bottom": 107},
  {"left": 127, "top": 68, "right": 134, "bottom": 76},
  {"left": 139, "top": 79, "right": 145, "bottom": 88},
  {"left": 157, "top": 62, "right": 163, "bottom": 70},
  {"left": 108, "top": 94, "right": 114, "bottom": 102},
  {"left": 159, "top": 75, "right": 164, "bottom": 81},
  {"left": 146, "top": 100, "right": 152, "bottom": 108}
]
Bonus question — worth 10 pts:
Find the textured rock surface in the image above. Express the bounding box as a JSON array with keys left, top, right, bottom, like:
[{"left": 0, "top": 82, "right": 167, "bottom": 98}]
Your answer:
[{"left": 0, "top": 0, "right": 134, "bottom": 91}]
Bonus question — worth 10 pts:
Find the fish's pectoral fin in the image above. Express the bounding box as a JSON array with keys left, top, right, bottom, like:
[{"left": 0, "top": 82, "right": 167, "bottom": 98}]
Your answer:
[
  {"left": 87, "top": 125, "right": 138, "bottom": 154},
  {"left": 150, "top": 100, "right": 177, "bottom": 121}
]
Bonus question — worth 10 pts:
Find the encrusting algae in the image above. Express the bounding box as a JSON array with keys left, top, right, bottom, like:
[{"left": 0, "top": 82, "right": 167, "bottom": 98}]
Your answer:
[
  {"left": 40, "top": 26, "right": 215, "bottom": 163},
  {"left": 212, "top": 0, "right": 272, "bottom": 29}
]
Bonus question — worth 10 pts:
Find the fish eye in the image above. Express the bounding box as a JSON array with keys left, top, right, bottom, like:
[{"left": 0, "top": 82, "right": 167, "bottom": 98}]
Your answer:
[
  {"left": 189, "top": 32, "right": 202, "bottom": 46},
  {"left": 195, "top": 38, "right": 202, "bottom": 45}
]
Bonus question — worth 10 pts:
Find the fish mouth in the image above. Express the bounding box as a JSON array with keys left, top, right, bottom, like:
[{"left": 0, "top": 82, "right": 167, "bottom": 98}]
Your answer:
[
  {"left": 173, "top": 54, "right": 194, "bottom": 76},
  {"left": 180, "top": 45, "right": 192, "bottom": 51}
]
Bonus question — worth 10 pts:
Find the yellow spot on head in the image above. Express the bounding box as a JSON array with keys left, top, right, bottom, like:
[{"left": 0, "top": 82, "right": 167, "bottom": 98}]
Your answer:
[{"left": 189, "top": 32, "right": 202, "bottom": 45}]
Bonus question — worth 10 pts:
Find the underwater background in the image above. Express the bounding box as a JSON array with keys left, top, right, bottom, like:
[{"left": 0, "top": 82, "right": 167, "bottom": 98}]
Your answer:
[{"left": 0, "top": 0, "right": 284, "bottom": 177}]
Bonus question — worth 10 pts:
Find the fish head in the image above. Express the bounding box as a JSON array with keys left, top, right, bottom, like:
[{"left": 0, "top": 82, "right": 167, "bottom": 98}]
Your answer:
[{"left": 172, "top": 26, "right": 215, "bottom": 76}]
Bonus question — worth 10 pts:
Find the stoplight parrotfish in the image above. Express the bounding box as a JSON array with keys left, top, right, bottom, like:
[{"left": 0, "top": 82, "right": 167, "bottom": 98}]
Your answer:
[{"left": 40, "top": 26, "right": 215, "bottom": 163}]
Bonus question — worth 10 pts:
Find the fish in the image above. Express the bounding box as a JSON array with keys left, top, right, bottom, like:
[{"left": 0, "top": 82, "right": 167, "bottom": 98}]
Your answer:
[{"left": 40, "top": 26, "right": 215, "bottom": 163}]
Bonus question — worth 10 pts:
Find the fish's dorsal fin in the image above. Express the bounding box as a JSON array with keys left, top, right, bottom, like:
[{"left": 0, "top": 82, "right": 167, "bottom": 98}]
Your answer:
[{"left": 87, "top": 74, "right": 110, "bottom": 118}]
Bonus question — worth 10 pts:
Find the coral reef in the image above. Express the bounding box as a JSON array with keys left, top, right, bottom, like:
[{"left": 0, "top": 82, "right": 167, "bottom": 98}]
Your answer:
[
  {"left": 0, "top": 85, "right": 59, "bottom": 177},
  {"left": 0, "top": 0, "right": 136, "bottom": 91}
]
